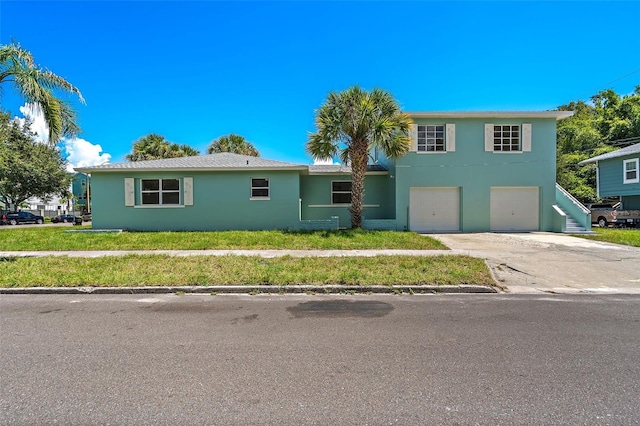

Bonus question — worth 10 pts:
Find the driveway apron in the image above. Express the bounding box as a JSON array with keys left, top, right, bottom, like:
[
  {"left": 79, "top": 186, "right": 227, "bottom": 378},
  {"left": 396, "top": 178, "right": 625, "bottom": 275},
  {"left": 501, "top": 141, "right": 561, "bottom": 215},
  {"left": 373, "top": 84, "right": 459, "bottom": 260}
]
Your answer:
[{"left": 433, "top": 233, "right": 640, "bottom": 294}]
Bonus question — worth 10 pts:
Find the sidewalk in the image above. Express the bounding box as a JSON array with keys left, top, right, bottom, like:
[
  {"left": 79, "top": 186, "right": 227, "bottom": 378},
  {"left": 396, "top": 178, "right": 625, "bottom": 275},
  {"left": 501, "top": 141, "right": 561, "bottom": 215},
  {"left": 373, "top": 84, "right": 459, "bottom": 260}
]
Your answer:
[{"left": 0, "top": 249, "right": 457, "bottom": 258}]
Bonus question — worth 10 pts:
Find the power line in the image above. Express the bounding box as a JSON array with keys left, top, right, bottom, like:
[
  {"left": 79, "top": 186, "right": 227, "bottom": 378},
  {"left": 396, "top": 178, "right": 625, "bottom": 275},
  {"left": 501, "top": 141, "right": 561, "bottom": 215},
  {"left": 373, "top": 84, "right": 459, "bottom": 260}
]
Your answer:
[{"left": 570, "top": 67, "right": 640, "bottom": 103}]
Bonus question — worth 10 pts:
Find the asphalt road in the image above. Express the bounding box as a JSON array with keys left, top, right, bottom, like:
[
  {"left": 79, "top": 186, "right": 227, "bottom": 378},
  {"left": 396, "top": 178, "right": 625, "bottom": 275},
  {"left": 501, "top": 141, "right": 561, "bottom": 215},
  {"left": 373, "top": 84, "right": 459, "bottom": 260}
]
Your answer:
[{"left": 1, "top": 294, "right": 639, "bottom": 425}]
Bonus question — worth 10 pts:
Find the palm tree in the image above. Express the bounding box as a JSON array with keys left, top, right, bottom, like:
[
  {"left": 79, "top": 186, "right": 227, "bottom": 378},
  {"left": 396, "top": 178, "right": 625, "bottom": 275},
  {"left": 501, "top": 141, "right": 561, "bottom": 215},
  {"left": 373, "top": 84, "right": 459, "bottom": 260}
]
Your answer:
[
  {"left": 207, "top": 134, "right": 260, "bottom": 156},
  {"left": 307, "top": 86, "right": 412, "bottom": 229},
  {"left": 126, "top": 134, "right": 200, "bottom": 161},
  {"left": 0, "top": 42, "right": 85, "bottom": 144}
]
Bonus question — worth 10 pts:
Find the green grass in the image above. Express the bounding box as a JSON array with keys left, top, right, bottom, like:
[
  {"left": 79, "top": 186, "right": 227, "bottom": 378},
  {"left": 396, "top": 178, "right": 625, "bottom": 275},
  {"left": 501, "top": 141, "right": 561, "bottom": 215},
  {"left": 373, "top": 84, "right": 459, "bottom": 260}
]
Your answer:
[
  {"left": 0, "top": 255, "right": 492, "bottom": 287},
  {"left": 0, "top": 227, "right": 447, "bottom": 251},
  {"left": 576, "top": 227, "right": 640, "bottom": 247}
]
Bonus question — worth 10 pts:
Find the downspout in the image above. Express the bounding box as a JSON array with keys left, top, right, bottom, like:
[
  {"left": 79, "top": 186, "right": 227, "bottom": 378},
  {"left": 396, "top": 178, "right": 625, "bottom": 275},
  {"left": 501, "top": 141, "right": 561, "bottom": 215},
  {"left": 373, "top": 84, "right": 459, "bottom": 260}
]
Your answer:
[{"left": 595, "top": 161, "right": 600, "bottom": 198}]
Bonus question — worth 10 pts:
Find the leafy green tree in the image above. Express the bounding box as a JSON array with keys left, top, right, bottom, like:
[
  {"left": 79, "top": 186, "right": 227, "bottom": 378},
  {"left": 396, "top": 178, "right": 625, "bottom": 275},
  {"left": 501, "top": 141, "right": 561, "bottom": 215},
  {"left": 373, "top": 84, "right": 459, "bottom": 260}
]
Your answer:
[
  {"left": 0, "top": 111, "right": 71, "bottom": 210},
  {"left": 126, "top": 134, "right": 199, "bottom": 161},
  {"left": 307, "top": 86, "right": 411, "bottom": 228},
  {"left": 0, "top": 42, "right": 85, "bottom": 144},
  {"left": 556, "top": 86, "right": 640, "bottom": 203},
  {"left": 207, "top": 134, "right": 259, "bottom": 156}
]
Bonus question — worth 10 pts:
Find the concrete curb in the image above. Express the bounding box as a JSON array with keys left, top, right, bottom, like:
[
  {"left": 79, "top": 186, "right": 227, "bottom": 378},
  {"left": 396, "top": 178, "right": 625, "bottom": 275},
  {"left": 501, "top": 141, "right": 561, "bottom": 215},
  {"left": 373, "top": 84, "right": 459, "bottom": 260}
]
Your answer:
[{"left": 0, "top": 284, "right": 497, "bottom": 295}]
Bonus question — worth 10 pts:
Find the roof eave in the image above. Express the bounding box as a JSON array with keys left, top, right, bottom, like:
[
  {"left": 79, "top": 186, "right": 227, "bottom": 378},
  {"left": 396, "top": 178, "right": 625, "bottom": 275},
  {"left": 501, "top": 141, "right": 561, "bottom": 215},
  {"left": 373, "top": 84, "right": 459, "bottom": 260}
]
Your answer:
[
  {"left": 307, "top": 170, "right": 389, "bottom": 176},
  {"left": 75, "top": 166, "right": 309, "bottom": 173},
  {"left": 407, "top": 111, "right": 574, "bottom": 120}
]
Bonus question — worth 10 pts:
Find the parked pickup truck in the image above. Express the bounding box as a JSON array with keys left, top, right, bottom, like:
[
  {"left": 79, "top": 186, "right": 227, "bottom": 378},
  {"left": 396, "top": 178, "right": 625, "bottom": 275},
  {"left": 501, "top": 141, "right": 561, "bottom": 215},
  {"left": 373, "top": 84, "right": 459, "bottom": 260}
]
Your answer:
[
  {"left": 1, "top": 211, "right": 45, "bottom": 225},
  {"left": 587, "top": 203, "right": 640, "bottom": 228}
]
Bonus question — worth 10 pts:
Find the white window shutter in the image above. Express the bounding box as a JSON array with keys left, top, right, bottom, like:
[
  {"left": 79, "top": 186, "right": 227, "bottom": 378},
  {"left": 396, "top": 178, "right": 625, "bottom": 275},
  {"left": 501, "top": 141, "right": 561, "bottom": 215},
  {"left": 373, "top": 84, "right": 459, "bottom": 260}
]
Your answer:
[
  {"left": 124, "top": 178, "right": 134, "bottom": 206},
  {"left": 183, "top": 177, "right": 193, "bottom": 206},
  {"left": 522, "top": 123, "right": 532, "bottom": 152},
  {"left": 409, "top": 123, "right": 417, "bottom": 152},
  {"left": 484, "top": 124, "right": 494, "bottom": 152},
  {"left": 446, "top": 123, "right": 455, "bottom": 152}
]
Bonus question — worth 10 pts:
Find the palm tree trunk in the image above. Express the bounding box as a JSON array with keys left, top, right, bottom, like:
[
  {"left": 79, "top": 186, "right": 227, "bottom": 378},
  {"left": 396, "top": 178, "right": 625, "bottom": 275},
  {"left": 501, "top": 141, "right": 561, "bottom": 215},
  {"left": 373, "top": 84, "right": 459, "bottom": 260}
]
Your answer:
[{"left": 349, "top": 141, "right": 369, "bottom": 229}]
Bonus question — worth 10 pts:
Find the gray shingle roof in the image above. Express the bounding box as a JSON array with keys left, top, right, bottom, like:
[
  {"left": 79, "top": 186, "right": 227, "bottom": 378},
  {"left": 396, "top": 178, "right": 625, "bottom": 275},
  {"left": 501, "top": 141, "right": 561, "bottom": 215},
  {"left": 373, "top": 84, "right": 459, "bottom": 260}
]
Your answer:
[
  {"left": 76, "top": 153, "right": 307, "bottom": 172},
  {"left": 308, "top": 164, "right": 388, "bottom": 174},
  {"left": 578, "top": 143, "right": 640, "bottom": 165}
]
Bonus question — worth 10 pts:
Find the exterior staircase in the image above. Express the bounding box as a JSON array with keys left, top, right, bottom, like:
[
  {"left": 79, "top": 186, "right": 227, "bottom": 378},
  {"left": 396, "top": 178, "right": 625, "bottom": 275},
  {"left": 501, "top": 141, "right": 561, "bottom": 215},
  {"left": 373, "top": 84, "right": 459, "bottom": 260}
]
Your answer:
[
  {"left": 554, "top": 184, "right": 595, "bottom": 234},
  {"left": 556, "top": 206, "right": 590, "bottom": 233}
]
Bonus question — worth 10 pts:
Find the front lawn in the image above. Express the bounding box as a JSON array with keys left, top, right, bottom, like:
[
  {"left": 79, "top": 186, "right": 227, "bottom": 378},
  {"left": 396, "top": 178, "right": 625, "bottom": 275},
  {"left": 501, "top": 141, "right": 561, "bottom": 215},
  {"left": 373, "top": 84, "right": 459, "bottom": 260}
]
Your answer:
[
  {"left": 0, "top": 255, "right": 492, "bottom": 287},
  {"left": 0, "top": 227, "right": 447, "bottom": 251},
  {"left": 576, "top": 227, "right": 640, "bottom": 247}
]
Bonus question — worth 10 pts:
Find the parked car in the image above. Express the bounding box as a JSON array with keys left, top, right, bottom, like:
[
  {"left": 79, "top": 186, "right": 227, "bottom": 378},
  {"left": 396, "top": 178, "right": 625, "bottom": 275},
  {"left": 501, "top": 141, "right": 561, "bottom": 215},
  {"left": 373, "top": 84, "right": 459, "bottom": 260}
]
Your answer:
[
  {"left": 52, "top": 214, "right": 82, "bottom": 224},
  {"left": 587, "top": 203, "right": 640, "bottom": 228},
  {"left": 1, "top": 211, "right": 45, "bottom": 225}
]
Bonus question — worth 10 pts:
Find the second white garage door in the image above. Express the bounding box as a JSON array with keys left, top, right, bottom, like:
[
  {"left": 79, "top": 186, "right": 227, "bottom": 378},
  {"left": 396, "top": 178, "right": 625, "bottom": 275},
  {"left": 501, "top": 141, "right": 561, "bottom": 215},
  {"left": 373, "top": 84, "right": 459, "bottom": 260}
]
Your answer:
[
  {"left": 490, "top": 187, "right": 539, "bottom": 231},
  {"left": 409, "top": 187, "right": 460, "bottom": 232}
]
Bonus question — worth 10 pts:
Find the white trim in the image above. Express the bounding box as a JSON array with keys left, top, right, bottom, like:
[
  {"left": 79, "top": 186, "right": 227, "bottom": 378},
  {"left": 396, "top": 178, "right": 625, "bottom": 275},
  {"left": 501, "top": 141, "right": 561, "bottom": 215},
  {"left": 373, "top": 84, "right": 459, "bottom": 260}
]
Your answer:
[
  {"left": 408, "top": 111, "right": 573, "bottom": 120},
  {"left": 76, "top": 166, "right": 307, "bottom": 173},
  {"left": 492, "top": 124, "right": 522, "bottom": 152},
  {"left": 134, "top": 205, "right": 186, "bottom": 209},
  {"left": 309, "top": 204, "right": 380, "bottom": 208},
  {"left": 596, "top": 162, "right": 600, "bottom": 198},
  {"left": 183, "top": 177, "right": 193, "bottom": 206},
  {"left": 409, "top": 123, "right": 417, "bottom": 152},
  {"left": 623, "top": 158, "right": 639, "bottom": 184},
  {"left": 331, "top": 180, "right": 352, "bottom": 205},
  {"left": 140, "top": 178, "right": 181, "bottom": 206},
  {"left": 446, "top": 123, "right": 455, "bottom": 152},
  {"left": 416, "top": 124, "right": 446, "bottom": 153},
  {"left": 522, "top": 123, "right": 532, "bottom": 152},
  {"left": 484, "top": 124, "right": 494, "bottom": 152},
  {"left": 307, "top": 170, "right": 388, "bottom": 176},
  {"left": 250, "top": 177, "right": 270, "bottom": 199},
  {"left": 250, "top": 197, "right": 271, "bottom": 201},
  {"left": 124, "top": 178, "right": 134, "bottom": 206}
]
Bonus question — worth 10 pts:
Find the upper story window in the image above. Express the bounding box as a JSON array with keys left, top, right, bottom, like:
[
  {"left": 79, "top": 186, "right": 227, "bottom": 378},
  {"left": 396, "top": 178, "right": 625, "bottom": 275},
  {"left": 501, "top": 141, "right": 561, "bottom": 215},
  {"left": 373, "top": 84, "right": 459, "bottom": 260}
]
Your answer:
[
  {"left": 493, "top": 125, "right": 520, "bottom": 151},
  {"left": 332, "top": 181, "right": 352, "bottom": 204},
  {"left": 141, "top": 179, "right": 180, "bottom": 205},
  {"left": 623, "top": 158, "right": 639, "bottom": 184},
  {"left": 251, "top": 178, "right": 270, "bottom": 198},
  {"left": 412, "top": 123, "right": 455, "bottom": 153},
  {"left": 417, "top": 125, "right": 445, "bottom": 152},
  {"left": 485, "top": 123, "right": 531, "bottom": 153}
]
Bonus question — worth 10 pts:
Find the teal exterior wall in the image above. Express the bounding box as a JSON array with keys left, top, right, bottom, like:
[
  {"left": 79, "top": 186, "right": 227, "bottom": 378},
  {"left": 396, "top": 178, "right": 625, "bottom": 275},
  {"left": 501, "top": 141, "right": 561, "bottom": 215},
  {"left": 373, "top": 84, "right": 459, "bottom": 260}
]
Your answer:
[
  {"left": 91, "top": 170, "right": 301, "bottom": 231},
  {"left": 394, "top": 118, "right": 558, "bottom": 232},
  {"left": 299, "top": 174, "right": 394, "bottom": 226},
  {"left": 597, "top": 155, "right": 640, "bottom": 198}
]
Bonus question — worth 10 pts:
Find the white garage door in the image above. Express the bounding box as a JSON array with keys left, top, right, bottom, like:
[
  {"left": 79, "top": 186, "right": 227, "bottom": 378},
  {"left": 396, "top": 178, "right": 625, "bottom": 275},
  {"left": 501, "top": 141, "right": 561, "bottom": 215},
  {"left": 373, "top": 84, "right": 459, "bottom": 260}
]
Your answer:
[
  {"left": 409, "top": 187, "right": 460, "bottom": 232},
  {"left": 490, "top": 187, "right": 539, "bottom": 231}
]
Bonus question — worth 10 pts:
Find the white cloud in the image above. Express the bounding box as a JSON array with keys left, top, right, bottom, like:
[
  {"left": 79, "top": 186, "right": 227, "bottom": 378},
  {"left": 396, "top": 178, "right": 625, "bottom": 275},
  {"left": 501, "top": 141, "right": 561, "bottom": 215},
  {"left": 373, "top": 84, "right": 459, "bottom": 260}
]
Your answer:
[
  {"left": 14, "top": 103, "right": 111, "bottom": 172},
  {"left": 313, "top": 157, "right": 337, "bottom": 165},
  {"left": 63, "top": 138, "right": 111, "bottom": 172},
  {"left": 16, "top": 103, "right": 48, "bottom": 143}
]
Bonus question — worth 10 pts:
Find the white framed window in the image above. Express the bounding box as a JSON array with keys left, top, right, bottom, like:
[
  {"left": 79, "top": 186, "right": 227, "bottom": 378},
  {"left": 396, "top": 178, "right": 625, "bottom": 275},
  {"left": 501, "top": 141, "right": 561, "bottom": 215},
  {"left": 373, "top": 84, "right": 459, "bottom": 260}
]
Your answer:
[
  {"left": 251, "top": 178, "right": 269, "bottom": 199},
  {"left": 485, "top": 123, "right": 531, "bottom": 153},
  {"left": 141, "top": 178, "right": 180, "bottom": 205},
  {"left": 493, "top": 125, "right": 520, "bottom": 151},
  {"left": 417, "top": 125, "right": 445, "bottom": 152},
  {"left": 623, "top": 158, "right": 639, "bottom": 184},
  {"left": 412, "top": 123, "right": 455, "bottom": 152},
  {"left": 332, "top": 181, "right": 352, "bottom": 204}
]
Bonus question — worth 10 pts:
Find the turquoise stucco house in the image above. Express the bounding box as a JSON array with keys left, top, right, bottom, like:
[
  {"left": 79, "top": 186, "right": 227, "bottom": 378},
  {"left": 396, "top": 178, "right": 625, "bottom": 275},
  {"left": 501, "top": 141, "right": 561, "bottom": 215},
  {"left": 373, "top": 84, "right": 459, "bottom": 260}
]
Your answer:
[
  {"left": 579, "top": 143, "right": 640, "bottom": 209},
  {"left": 77, "top": 110, "right": 591, "bottom": 233}
]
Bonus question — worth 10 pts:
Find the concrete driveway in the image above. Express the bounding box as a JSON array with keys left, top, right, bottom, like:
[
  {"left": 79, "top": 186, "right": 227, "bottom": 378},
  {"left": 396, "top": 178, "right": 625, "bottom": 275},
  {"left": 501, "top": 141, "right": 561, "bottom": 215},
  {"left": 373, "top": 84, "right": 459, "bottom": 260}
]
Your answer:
[{"left": 433, "top": 233, "right": 640, "bottom": 294}]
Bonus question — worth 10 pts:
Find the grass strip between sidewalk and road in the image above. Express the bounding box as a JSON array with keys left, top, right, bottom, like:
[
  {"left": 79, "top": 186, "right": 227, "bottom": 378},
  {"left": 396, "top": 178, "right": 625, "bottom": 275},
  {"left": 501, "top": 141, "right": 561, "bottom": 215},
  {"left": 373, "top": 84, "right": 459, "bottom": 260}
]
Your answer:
[
  {"left": 0, "top": 255, "right": 493, "bottom": 287},
  {"left": 0, "top": 228, "right": 447, "bottom": 251}
]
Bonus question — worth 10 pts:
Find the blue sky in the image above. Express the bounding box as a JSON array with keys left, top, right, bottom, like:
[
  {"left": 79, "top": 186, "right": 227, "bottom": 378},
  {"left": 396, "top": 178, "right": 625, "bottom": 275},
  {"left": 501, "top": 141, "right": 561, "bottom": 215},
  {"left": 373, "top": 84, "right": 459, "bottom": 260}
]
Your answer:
[{"left": 1, "top": 1, "right": 639, "bottom": 167}]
